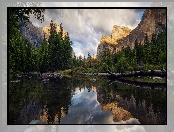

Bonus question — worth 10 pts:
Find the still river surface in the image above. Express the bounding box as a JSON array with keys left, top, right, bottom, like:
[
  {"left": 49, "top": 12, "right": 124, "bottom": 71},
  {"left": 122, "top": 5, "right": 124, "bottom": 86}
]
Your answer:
[{"left": 9, "top": 74, "right": 166, "bottom": 124}]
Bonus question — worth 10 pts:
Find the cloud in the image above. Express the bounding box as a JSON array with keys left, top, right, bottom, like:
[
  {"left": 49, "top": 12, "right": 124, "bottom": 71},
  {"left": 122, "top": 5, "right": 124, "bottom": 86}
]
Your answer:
[
  {"left": 29, "top": 3, "right": 151, "bottom": 57},
  {"left": 91, "top": 125, "right": 146, "bottom": 132},
  {"left": 115, "top": 118, "right": 140, "bottom": 124},
  {"left": 24, "top": 125, "right": 146, "bottom": 132}
]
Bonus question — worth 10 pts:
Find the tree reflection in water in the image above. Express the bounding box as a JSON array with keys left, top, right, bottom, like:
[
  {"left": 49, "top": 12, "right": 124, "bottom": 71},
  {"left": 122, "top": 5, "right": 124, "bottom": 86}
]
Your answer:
[{"left": 9, "top": 75, "right": 166, "bottom": 124}]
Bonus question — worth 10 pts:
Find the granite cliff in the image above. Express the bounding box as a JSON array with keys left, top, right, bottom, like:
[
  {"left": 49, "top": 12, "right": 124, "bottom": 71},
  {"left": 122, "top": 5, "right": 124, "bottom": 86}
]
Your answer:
[
  {"left": 20, "top": 21, "right": 44, "bottom": 47},
  {"left": 20, "top": 22, "right": 68, "bottom": 47},
  {"left": 97, "top": 26, "right": 131, "bottom": 55},
  {"left": 97, "top": 9, "right": 166, "bottom": 56},
  {"left": 41, "top": 23, "right": 68, "bottom": 41}
]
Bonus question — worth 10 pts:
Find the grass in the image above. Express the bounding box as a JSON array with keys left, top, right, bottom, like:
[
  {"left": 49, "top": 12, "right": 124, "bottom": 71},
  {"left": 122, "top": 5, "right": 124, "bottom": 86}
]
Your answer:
[{"left": 59, "top": 69, "right": 72, "bottom": 78}]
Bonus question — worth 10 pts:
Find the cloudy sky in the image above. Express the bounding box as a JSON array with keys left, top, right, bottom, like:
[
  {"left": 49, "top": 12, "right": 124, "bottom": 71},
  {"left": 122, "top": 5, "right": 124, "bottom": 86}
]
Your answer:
[{"left": 29, "top": 2, "right": 151, "bottom": 57}]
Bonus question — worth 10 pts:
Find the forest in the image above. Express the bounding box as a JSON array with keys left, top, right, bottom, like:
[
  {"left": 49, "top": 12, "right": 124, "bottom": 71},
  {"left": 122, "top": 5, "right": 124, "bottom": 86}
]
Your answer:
[{"left": 9, "top": 8, "right": 166, "bottom": 76}]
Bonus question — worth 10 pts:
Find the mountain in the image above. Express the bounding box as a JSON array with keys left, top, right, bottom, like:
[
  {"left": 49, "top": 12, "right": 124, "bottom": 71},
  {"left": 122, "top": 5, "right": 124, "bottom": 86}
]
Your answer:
[
  {"left": 41, "top": 24, "right": 68, "bottom": 41},
  {"left": 20, "top": 22, "right": 68, "bottom": 47},
  {"left": 97, "top": 9, "right": 166, "bottom": 56},
  {"left": 97, "top": 25, "right": 131, "bottom": 56},
  {"left": 111, "top": 25, "right": 132, "bottom": 41},
  {"left": 20, "top": 21, "right": 44, "bottom": 47}
]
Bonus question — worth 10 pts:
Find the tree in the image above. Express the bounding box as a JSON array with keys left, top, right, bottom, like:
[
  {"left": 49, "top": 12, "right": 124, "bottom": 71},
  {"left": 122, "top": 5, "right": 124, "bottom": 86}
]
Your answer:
[
  {"left": 47, "top": 21, "right": 73, "bottom": 71},
  {"left": 9, "top": 8, "right": 45, "bottom": 29},
  {"left": 9, "top": 8, "right": 45, "bottom": 73},
  {"left": 115, "top": 51, "right": 128, "bottom": 73},
  {"left": 47, "top": 21, "right": 62, "bottom": 71},
  {"left": 38, "top": 39, "right": 49, "bottom": 72},
  {"left": 87, "top": 52, "right": 92, "bottom": 68},
  {"left": 62, "top": 33, "right": 73, "bottom": 69}
]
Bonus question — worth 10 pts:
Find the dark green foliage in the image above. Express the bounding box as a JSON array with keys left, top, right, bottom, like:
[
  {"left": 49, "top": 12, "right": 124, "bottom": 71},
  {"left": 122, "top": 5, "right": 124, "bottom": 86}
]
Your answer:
[
  {"left": 9, "top": 26, "right": 38, "bottom": 72},
  {"left": 9, "top": 8, "right": 45, "bottom": 73},
  {"left": 97, "top": 31, "right": 166, "bottom": 72},
  {"left": 38, "top": 39, "right": 49, "bottom": 72},
  {"left": 70, "top": 31, "right": 166, "bottom": 74},
  {"left": 31, "top": 21, "right": 73, "bottom": 72},
  {"left": 46, "top": 21, "right": 73, "bottom": 71},
  {"left": 9, "top": 9, "right": 73, "bottom": 73},
  {"left": 9, "top": 8, "right": 45, "bottom": 28}
]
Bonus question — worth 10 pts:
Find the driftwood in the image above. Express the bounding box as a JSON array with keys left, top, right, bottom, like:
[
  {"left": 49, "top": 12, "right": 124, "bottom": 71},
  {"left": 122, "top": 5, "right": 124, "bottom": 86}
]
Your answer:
[
  {"left": 108, "top": 78, "right": 166, "bottom": 90},
  {"left": 108, "top": 70, "right": 166, "bottom": 79}
]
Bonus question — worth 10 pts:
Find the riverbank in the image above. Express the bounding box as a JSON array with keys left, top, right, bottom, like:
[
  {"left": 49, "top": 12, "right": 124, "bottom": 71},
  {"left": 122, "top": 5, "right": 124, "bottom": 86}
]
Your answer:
[{"left": 9, "top": 68, "right": 166, "bottom": 84}]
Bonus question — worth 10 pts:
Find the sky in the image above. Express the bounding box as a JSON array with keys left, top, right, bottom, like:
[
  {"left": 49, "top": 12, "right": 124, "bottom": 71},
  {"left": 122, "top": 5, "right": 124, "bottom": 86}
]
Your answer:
[{"left": 29, "top": 3, "right": 151, "bottom": 57}]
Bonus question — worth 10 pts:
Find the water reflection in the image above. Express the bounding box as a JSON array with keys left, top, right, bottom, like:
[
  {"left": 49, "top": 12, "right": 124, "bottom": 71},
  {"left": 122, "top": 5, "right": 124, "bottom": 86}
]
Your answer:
[
  {"left": 9, "top": 75, "right": 166, "bottom": 124},
  {"left": 60, "top": 87, "right": 140, "bottom": 124},
  {"left": 60, "top": 87, "right": 112, "bottom": 124},
  {"left": 97, "top": 82, "right": 166, "bottom": 124}
]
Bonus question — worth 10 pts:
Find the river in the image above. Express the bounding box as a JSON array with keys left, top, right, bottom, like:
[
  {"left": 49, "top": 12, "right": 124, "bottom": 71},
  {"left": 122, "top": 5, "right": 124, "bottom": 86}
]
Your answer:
[{"left": 8, "top": 74, "right": 166, "bottom": 124}]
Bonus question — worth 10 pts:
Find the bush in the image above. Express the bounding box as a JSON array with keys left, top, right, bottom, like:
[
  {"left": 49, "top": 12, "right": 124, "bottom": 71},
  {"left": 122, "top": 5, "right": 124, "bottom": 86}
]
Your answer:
[
  {"left": 145, "top": 64, "right": 155, "bottom": 70},
  {"left": 127, "top": 66, "right": 134, "bottom": 71},
  {"left": 100, "top": 63, "right": 108, "bottom": 72}
]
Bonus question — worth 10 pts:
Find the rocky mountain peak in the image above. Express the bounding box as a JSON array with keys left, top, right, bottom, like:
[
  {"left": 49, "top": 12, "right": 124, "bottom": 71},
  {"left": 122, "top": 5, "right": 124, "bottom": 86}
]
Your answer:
[
  {"left": 100, "top": 35, "right": 118, "bottom": 45},
  {"left": 97, "top": 8, "right": 166, "bottom": 56},
  {"left": 115, "top": 9, "right": 166, "bottom": 52},
  {"left": 20, "top": 22, "right": 68, "bottom": 47},
  {"left": 41, "top": 23, "right": 68, "bottom": 41},
  {"left": 111, "top": 25, "right": 132, "bottom": 40},
  {"left": 97, "top": 25, "right": 131, "bottom": 56}
]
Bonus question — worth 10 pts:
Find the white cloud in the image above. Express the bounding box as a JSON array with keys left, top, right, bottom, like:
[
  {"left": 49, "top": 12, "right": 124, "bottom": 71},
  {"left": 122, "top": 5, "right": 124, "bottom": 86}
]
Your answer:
[{"left": 24, "top": 125, "right": 146, "bottom": 132}]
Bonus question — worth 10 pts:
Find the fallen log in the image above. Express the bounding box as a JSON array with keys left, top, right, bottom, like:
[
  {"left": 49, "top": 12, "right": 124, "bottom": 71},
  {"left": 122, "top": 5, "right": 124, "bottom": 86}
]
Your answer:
[
  {"left": 108, "top": 78, "right": 166, "bottom": 90},
  {"left": 108, "top": 70, "right": 166, "bottom": 79}
]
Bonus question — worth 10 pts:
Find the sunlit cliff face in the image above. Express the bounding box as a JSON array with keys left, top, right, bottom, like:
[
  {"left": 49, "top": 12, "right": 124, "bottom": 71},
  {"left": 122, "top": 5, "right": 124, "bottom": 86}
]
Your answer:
[
  {"left": 97, "top": 25, "right": 132, "bottom": 56},
  {"left": 41, "top": 23, "right": 68, "bottom": 41}
]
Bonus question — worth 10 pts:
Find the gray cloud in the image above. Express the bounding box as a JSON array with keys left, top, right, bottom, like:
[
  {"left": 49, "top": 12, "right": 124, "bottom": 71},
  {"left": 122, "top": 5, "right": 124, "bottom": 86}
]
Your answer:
[{"left": 30, "top": 7, "right": 149, "bottom": 57}]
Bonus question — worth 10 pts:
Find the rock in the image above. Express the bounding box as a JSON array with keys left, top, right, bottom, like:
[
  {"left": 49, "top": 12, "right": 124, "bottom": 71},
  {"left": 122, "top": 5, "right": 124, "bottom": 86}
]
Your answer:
[
  {"left": 111, "top": 25, "right": 132, "bottom": 41},
  {"left": 97, "top": 26, "right": 131, "bottom": 56},
  {"left": 42, "top": 78, "right": 49, "bottom": 83},
  {"left": 90, "top": 78, "right": 96, "bottom": 82},
  {"left": 153, "top": 77, "right": 163, "bottom": 80},
  {"left": 20, "top": 21, "right": 44, "bottom": 47},
  {"left": 10, "top": 80, "right": 20, "bottom": 83},
  {"left": 41, "top": 23, "right": 68, "bottom": 41}
]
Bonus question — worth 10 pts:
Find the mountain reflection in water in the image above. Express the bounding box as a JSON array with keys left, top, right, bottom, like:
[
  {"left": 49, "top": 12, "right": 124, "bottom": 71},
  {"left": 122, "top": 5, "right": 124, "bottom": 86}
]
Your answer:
[
  {"left": 60, "top": 87, "right": 139, "bottom": 124},
  {"left": 9, "top": 75, "right": 166, "bottom": 124}
]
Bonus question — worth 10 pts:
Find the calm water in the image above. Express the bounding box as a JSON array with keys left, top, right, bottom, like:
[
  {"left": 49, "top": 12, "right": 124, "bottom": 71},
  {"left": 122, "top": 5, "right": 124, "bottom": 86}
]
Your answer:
[{"left": 9, "top": 74, "right": 166, "bottom": 124}]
